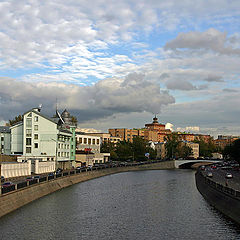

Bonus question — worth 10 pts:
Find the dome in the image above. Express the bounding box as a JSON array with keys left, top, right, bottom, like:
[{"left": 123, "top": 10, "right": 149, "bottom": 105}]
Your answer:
[{"left": 61, "top": 109, "right": 70, "bottom": 118}]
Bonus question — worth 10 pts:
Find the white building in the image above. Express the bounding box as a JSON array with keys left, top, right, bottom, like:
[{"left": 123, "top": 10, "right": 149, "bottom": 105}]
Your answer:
[
  {"left": 0, "top": 126, "right": 11, "bottom": 155},
  {"left": 11, "top": 107, "right": 76, "bottom": 170}
]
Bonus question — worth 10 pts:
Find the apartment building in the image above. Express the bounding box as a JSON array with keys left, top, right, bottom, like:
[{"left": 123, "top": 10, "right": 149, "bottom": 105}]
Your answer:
[{"left": 0, "top": 126, "right": 11, "bottom": 155}]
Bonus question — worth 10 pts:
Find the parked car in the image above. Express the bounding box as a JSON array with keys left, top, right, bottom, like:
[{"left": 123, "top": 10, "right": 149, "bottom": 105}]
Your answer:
[
  {"left": 26, "top": 176, "right": 33, "bottom": 181},
  {"left": 1, "top": 176, "right": 5, "bottom": 183},
  {"left": 225, "top": 173, "right": 233, "bottom": 179},
  {"left": 33, "top": 176, "right": 40, "bottom": 179},
  {"left": 56, "top": 168, "right": 63, "bottom": 174},
  {"left": 2, "top": 181, "right": 14, "bottom": 188},
  {"left": 48, "top": 172, "right": 55, "bottom": 177},
  {"left": 207, "top": 172, "right": 213, "bottom": 178}
]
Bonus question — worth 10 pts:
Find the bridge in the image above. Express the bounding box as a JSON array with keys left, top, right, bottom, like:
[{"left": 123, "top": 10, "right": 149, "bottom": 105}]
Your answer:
[{"left": 174, "top": 159, "right": 222, "bottom": 169}]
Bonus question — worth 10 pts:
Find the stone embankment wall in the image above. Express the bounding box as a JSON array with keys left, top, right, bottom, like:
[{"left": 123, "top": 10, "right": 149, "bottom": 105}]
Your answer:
[
  {"left": 195, "top": 170, "right": 240, "bottom": 224},
  {"left": 0, "top": 161, "right": 174, "bottom": 218}
]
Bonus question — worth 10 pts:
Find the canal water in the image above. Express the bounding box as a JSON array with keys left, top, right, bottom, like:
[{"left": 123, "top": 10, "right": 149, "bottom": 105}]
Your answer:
[{"left": 0, "top": 170, "right": 240, "bottom": 240}]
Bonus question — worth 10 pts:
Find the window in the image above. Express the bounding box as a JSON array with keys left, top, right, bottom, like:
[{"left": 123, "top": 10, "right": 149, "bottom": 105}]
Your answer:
[
  {"left": 26, "top": 138, "right": 32, "bottom": 145},
  {"left": 34, "top": 116, "right": 38, "bottom": 122},
  {"left": 67, "top": 152, "right": 69, "bottom": 157},
  {"left": 93, "top": 139, "right": 95, "bottom": 144},
  {"left": 26, "top": 129, "right": 31, "bottom": 137},
  {"left": 26, "top": 147, "right": 31, "bottom": 153},
  {"left": 34, "top": 125, "right": 38, "bottom": 131},
  {"left": 34, "top": 134, "right": 38, "bottom": 140},
  {"left": 97, "top": 139, "right": 100, "bottom": 145},
  {"left": 71, "top": 145, "right": 73, "bottom": 149},
  {"left": 1, "top": 137, "right": 4, "bottom": 141},
  {"left": 88, "top": 138, "right": 91, "bottom": 145},
  {"left": 34, "top": 143, "right": 38, "bottom": 148},
  {"left": 58, "top": 143, "right": 60, "bottom": 148},
  {"left": 84, "top": 138, "right": 87, "bottom": 144},
  {"left": 26, "top": 118, "right": 32, "bottom": 127},
  {"left": 61, "top": 152, "right": 63, "bottom": 157},
  {"left": 58, "top": 152, "right": 60, "bottom": 157},
  {"left": 79, "top": 138, "right": 82, "bottom": 144}
]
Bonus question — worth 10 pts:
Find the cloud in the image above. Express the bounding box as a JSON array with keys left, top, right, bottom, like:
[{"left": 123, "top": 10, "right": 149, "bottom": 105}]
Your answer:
[
  {"left": 164, "top": 28, "right": 240, "bottom": 55},
  {"left": 165, "top": 80, "right": 197, "bottom": 91},
  {"left": 176, "top": 126, "right": 200, "bottom": 133},
  {"left": 0, "top": 74, "right": 175, "bottom": 123}
]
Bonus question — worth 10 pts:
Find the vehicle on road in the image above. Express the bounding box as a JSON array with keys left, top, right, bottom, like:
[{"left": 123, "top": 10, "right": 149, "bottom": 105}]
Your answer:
[
  {"left": 33, "top": 176, "right": 40, "bottom": 179},
  {"left": 225, "top": 173, "right": 233, "bottom": 179},
  {"left": 1, "top": 176, "right": 4, "bottom": 183},
  {"left": 26, "top": 177, "right": 33, "bottom": 181},
  {"left": 56, "top": 168, "right": 63, "bottom": 173},
  {"left": 2, "top": 181, "right": 14, "bottom": 188},
  {"left": 207, "top": 172, "right": 213, "bottom": 178}
]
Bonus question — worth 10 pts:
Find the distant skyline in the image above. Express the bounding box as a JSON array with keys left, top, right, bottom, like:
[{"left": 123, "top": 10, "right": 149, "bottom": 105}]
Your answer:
[{"left": 0, "top": 0, "right": 240, "bottom": 137}]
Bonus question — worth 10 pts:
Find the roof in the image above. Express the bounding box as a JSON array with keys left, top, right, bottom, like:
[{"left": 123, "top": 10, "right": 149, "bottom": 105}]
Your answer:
[
  {"left": 24, "top": 108, "right": 57, "bottom": 125},
  {"left": 0, "top": 126, "right": 10, "bottom": 133}
]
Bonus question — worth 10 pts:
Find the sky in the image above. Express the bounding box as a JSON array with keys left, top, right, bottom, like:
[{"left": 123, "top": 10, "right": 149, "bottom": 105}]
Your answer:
[{"left": 0, "top": 0, "right": 240, "bottom": 137}]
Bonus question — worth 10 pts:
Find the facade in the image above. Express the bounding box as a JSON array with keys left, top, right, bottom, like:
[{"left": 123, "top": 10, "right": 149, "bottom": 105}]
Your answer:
[
  {"left": 87, "top": 132, "right": 121, "bottom": 145},
  {"left": 9, "top": 107, "right": 76, "bottom": 170},
  {"left": 10, "top": 122, "right": 23, "bottom": 155},
  {"left": 109, "top": 116, "right": 171, "bottom": 143},
  {"left": 75, "top": 132, "right": 110, "bottom": 166},
  {"left": 0, "top": 126, "right": 11, "bottom": 155},
  {"left": 185, "top": 142, "right": 199, "bottom": 159}
]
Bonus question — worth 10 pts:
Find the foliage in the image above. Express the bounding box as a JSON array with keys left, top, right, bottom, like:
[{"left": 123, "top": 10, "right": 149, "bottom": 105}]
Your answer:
[
  {"left": 164, "top": 133, "right": 181, "bottom": 159},
  {"left": 6, "top": 115, "right": 23, "bottom": 126},
  {"left": 101, "top": 136, "right": 157, "bottom": 161},
  {"left": 193, "top": 137, "right": 216, "bottom": 157},
  {"left": 223, "top": 139, "right": 240, "bottom": 162}
]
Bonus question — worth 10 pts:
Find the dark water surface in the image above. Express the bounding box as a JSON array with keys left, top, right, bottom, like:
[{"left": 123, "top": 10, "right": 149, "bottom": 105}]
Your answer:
[{"left": 1, "top": 170, "right": 240, "bottom": 240}]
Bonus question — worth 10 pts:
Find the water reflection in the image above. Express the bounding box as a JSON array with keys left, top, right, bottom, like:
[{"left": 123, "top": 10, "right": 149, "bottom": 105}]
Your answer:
[{"left": 0, "top": 170, "right": 240, "bottom": 240}]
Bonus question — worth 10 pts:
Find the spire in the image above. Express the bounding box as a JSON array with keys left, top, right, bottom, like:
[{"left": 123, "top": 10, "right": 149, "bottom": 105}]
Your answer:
[{"left": 153, "top": 115, "right": 158, "bottom": 123}]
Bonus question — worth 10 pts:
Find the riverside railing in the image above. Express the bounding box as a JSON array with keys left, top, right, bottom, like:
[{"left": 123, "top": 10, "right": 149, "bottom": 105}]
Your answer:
[
  {"left": 1, "top": 160, "right": 161, "bottom": 195},
  {"left": 199, "top": 170, "right": 240, "bottom": 199}
]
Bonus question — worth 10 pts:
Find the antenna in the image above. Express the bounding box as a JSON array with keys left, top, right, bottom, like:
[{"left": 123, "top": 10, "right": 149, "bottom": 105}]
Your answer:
[{"left": 38, "top": 104, "right": 42, "bottom": 112}]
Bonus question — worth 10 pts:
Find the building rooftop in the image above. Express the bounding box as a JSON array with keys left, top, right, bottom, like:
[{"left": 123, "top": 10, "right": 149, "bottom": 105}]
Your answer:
[{"left": 0, "top": 126, "right": 10, "bottom": 133}]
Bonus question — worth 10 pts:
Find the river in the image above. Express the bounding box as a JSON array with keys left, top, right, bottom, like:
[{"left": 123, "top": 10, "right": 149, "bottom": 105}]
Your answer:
[{"left": 0, "top": 169, "right": 240, "bottom": 240}]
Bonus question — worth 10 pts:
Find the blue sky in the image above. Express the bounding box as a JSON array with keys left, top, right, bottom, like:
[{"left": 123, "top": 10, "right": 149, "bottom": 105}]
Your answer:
[{"left": 0, "top": 0, "right": 240, "bottom": 137}]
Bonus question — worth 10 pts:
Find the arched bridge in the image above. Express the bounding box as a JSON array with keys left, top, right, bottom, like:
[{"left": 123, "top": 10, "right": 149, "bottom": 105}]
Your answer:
[{"left": 174, "top": 159, "right": 222, "bottom": 169}]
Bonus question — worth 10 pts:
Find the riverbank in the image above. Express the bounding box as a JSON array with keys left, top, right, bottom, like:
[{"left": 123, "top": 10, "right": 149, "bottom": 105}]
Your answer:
[
  {"left": 0, "top": 161, "right": 174, "bottom": 218},
  {"left": 195, "top": 169, "right": 240, "bottom": 224}
]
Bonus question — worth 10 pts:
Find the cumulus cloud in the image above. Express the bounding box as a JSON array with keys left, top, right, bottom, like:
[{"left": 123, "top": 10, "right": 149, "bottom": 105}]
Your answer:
[
  {"left": 0, "top": 74, "right": 175, "bottom": 123},
  {"left": 165, "top": 28, "right": 240, "bottom": 55},
  {"left": 176, "top": 126, "right": 200, "bottom": 133}
]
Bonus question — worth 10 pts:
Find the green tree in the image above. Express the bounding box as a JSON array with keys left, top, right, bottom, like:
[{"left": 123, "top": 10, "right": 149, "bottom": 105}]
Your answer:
[
  {"left": 165, "top": 133, "right": 181, "bottom": 159},
  {"left": 132, "top": 136, "right": 147, "bottom": 161},
  {"left": 177, "top": 144, "right": 193, "bottom": 158},
  {"left": 6, "top": 115, "right": 23, "bottom": 126},
  {"left": 223, "top": 139, "right": 240, "bottom": 162},
  {"left": 193, "top": 137, "right": 216, "bottom": 157},
  {"left": 115, "top": 141, "right": 133, "bottom": 161}
]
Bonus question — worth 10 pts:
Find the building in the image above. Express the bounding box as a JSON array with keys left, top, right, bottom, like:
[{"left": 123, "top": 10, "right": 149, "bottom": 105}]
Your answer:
[
  {"left": 75, "top": 132, "right": 110, "bottom": 166},
  {"left": 185, "top": 142, "right": 199, "bottom": 159},
  {"left": 87, "top": 132, "right": 121, "bottom": 145},
  {"left": 0, "top": 126, "right": 11, "bottom": 155},
  {"left": 109, "top": 116, "right": 171, "bottom": 143},
  {"left": 10, "top": 107, "right": 76, "bottom": 170}
]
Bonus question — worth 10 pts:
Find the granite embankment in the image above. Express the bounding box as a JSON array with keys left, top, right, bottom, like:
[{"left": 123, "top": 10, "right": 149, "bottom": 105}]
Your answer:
[
  {"left": 195, "top": 169, "right": 240, "bottom": 224},
  {"left": 0, "top": 161, "right": 174, "bottom": 218}
]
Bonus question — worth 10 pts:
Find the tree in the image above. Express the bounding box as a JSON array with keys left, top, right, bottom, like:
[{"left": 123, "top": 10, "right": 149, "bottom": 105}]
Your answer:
[
  {"left": 132, "top": 136, "right": 148, "bottom": 161},
  {"left": 193, "top": 137, "right": 216, "bottom": 157},
  {"left": 6, "top": 115, "right": 23, "bottom": 126},
  {"left": 165, "top": 133, "right": 181, "bottom": 159},
  {"left": 115, "top": 141, "right": 133, "bottom": 161},
  {"left": 177, "top": 144, "right": 193, "bottom": 159},
  {"left": 223, "top": 139, "right": 240, "bottom": 162}
]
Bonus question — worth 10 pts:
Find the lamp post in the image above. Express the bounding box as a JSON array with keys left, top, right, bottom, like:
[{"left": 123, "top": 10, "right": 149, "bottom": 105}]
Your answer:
[{"left": 51, "top": 138, "right": 58, "bottom": 172}]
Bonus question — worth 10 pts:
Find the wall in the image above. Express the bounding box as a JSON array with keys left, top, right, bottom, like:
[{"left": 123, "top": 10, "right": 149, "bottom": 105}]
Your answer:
[
  {"left": 0, "top": 161, "right": 174, "bottom": 218},
  {"left": 1, "top": 161, "right": 31, "bottom": 178},
  {"left": 35, "top": 160, "right": 55, "bottom": 174}
]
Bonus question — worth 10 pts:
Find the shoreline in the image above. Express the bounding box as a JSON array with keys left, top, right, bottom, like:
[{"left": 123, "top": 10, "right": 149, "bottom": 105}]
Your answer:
[{"left": 0, "top": 161, "right": 174, "bottom": 218}]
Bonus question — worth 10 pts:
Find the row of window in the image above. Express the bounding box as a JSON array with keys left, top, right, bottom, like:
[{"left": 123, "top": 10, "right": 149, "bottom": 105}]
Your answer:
[
  {"left": 77, "top": 138, "right": 100, "bottom": 145},
  {"left": 58, "top": 143, "right": 70, "bottom": 149},
  {"left": 58, "top": 151, "right": 69, "bottom": 157}
]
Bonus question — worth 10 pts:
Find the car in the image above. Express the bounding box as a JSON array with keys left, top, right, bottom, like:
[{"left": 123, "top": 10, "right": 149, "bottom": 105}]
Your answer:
[
  {"left": 2, "top": 181, "right": 14, "bottom": 188},
  {"left": 225, "top": 173, "right": 233, "bottom": 179},
  {"left": 26, "top": 176, "right": 33, "bottom": 181},
  {"left": 87, "top": 165, "right": 93, "bottom": 170},
  {"left": 56, "top": 168, "right": 63, "bottom": 173},
  {"left": 48, "top": 172, "right": 55, "bottom": 177},
  {"left": 200, "top": 166, "right": 205, "bottom": 171},
  {"left": 1, "top": 176, "right": 5, "bottom": 183},
  {"left": 33, "top": 175, "right": 40, "bottom": 179},
  {"left": 76, "top": 166, "right": 83, "bottom": 170},
  {"left": 211, "top": 165, "right": 217, "bottom": 169},
  {"left": 207, "top": 172, "right": 213, "bottom": 178}
]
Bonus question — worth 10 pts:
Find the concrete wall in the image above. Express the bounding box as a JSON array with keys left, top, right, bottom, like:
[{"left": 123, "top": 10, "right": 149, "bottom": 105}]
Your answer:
[
  {"left": 1, "top": 161, "right": 31, "bottom": 178},
  {"left": 0, "top": 161, "right": 174, "bottom": 218},
  {"left": 35, "top": 160, "right": 55, "bottom": 174}
]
